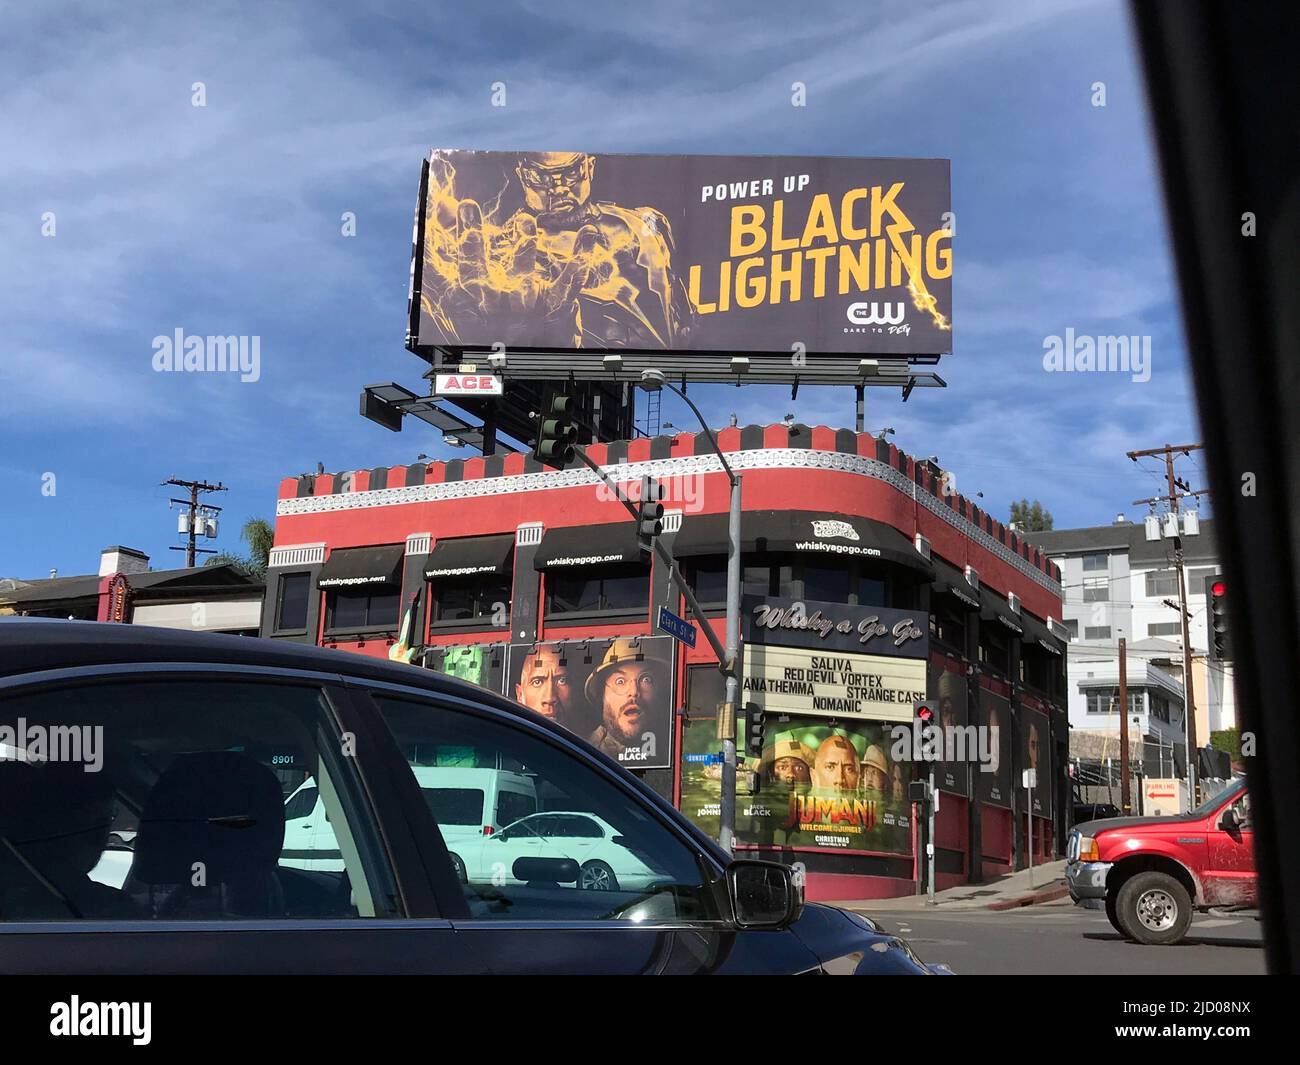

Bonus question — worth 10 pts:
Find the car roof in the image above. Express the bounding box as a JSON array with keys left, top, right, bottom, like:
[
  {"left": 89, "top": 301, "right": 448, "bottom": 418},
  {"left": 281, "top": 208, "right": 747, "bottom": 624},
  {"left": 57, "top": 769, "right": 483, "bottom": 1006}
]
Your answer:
[{"left": 0, "top": 618, "right": 493, "bottom": 697}]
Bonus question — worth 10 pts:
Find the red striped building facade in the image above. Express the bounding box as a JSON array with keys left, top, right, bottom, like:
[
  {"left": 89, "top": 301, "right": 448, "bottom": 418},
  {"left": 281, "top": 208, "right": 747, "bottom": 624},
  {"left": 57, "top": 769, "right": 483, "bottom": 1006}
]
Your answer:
[{"left": 262, "top": 423, "right": 1068, "bottom": 901}]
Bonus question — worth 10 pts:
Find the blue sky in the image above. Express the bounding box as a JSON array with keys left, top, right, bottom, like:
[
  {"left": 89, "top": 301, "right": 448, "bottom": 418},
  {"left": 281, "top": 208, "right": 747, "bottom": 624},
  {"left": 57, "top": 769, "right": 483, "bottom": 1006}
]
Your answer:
[{"left": 0, "top": 0, "right": 1205, "bottom": 580}]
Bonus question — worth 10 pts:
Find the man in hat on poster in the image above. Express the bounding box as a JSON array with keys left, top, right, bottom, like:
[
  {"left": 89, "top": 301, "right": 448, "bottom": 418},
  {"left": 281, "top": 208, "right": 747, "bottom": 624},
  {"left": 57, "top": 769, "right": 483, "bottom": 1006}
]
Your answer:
[
  {"left": 585, "top": 638, "right": 668, "bottom": 761},
  {"left": 761, "top": 737, "right": 815, "bottom": 787},
  {"left": 860, "top": 744, "right": 891, "bottom": 797}
]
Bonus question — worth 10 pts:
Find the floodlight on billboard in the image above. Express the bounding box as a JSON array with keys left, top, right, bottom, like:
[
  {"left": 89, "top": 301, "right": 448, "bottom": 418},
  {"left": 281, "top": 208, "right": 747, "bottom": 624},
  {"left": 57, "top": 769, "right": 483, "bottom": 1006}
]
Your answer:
[{"left": 407, "top": 149, "right": 952, "bottom": 385}]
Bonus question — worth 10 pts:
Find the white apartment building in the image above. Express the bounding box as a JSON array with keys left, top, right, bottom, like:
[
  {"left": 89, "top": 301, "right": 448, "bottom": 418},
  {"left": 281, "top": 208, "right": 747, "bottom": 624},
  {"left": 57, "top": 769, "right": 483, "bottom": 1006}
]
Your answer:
[{"left": 1027, "top": 516, "right": 1236, "bottom": 760}]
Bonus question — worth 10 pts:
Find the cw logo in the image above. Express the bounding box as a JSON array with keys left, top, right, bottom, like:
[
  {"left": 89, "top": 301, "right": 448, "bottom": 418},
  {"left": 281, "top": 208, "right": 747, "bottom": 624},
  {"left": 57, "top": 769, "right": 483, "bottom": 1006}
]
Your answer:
[{"left": 846, "top": 302, "right": 904, "bottom": 325}]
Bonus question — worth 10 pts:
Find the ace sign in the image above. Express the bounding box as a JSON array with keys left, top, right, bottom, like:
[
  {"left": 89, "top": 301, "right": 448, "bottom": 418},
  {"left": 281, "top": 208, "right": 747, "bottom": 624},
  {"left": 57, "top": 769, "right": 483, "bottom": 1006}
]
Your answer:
[{"left": 434, "top": 373, "right": 504, "bottom": 396}]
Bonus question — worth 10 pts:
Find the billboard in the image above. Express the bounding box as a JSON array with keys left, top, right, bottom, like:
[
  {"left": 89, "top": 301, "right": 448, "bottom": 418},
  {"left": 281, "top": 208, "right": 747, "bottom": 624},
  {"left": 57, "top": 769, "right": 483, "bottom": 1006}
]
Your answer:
[
  {"left": 742, "top": 644, "right": 927, "bottom": 723},
  {"left": 928, "top": 658, "right": 970, "bottom": 797},
  {"left": 1020, "top": 706, "right": 1051, "bottom": 817},
  {"left": 680, "top": 711, "right": 912, "bottom": 856},
  {"left": 506, "top": 637, "right": 675, "bottom": 769},
  {"left": 412, "top": 149, "right": 951, "bottom": 362},
  {"left": 976, "top": 687, "right": 1012, "bottom": 808},
  {"left": 422, "top": 643, "right": 507, "bottom": 693}
]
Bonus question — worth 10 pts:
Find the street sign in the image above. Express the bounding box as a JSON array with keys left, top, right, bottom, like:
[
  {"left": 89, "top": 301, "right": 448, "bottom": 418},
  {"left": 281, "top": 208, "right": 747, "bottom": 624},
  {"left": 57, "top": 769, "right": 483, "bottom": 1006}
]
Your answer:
[
  {"left": 1022, "top": 769, "right": 1037, "bottom": 789},
  {"left": 657, "top": 605, "right": 697, "bottom": 648}
]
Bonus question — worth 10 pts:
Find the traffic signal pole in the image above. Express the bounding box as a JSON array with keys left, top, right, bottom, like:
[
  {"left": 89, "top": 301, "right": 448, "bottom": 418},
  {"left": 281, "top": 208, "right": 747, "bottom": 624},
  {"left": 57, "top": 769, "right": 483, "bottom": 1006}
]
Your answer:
[
  {"left": 568, "top": 447, "right": 730, "bottom": 668},
  {"left": 720, "top": 469, "right": 742, "bottom": 855},
  {"left": 928, "top": 757, "right": 937, "bottom": 905},
  {"left": 544, "top": 373, "right": 743, "bottom": 854}
]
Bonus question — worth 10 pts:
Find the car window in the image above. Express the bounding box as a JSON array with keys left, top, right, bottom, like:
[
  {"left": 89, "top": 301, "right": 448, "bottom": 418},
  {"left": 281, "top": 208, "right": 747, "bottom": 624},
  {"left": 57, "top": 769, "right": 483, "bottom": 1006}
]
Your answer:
[
  {"left": 1232, "top": 793, "right": 1252, "bottom": 829},
  {"left": 372, "top": 694, "right": 720, "bottom": 923},
  {"left": 284, "top": 784, "right": 319, "bottom": 821},
  {"left": 571, "top": 816, "right": 604, "bottom": 839},
  {"left": 0, "top": 679, "right": 397, "bottom": 922},
  {"left": 496, "top": 789, "right": 537, "bottom": 828},
  {"left": 422, "top": 787, "right": 484, "bottom": 826}
]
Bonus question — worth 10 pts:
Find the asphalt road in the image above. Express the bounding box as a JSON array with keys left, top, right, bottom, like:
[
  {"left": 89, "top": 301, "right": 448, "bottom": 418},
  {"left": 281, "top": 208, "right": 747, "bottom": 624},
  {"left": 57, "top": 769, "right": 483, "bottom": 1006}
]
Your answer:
[{"left": 862, "top": 899, "right": 1268, "bottom": 975}]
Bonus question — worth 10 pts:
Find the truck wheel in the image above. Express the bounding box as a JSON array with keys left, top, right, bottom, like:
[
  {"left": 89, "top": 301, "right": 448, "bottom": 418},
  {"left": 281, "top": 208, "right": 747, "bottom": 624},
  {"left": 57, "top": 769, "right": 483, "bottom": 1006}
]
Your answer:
[
  {"left": 1105, "top": 892, "right": 1132, "bottom": 939},
  {"left": 1117, "top": 871, "right": 1192, "bottom": 945}
]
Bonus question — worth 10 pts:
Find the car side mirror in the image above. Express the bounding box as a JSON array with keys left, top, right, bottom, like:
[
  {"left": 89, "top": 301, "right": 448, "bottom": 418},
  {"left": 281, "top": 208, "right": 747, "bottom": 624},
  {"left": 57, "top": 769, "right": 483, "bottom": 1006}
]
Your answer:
[
  {"left": 727, "top": 859, "right": 804, "bottom": 929},
  {"left": 1220, "top": 806, "right": 1238, "bottom": 831}
]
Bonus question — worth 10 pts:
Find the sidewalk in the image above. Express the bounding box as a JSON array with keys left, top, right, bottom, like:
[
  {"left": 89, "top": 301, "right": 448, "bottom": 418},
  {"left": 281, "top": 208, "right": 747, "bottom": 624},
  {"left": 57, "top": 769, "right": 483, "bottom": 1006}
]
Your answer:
[{"left": 833, "top": 859, "right": 1071, "bottom": 913}]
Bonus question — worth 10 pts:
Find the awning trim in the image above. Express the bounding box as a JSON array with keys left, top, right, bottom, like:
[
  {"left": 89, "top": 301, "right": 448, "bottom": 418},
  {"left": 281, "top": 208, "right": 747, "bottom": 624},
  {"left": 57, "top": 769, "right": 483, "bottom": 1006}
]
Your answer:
[
  {"left": 979, "top": 586, "right": 1024, "bottom": 635},
  {"left": 317, "top": 545, "right": 404, "bottom": 588},
  {"left": 534, "top": 524, "right": 645, "bottom": 570},
  {"left": 424, "top": 534, "right": 515, "bottom": 580},
  {"left": 932, "top": 558, "right": 980, "bottom": 611}
]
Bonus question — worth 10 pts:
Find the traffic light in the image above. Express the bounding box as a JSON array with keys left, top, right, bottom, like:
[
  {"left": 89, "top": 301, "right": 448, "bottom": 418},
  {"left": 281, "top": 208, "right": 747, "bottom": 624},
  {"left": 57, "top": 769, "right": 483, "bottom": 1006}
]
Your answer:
[
  {"left": 1206, "top": 575, "right": 1232, "bottom": 661},
  {"left": 531, "top": 394, "right": 577, "bottom": 468},
  {"left": 636, "top": 475, "right": 664, "bottom": 556},
  {"left": 915, "top": 701, "right": 936, "bottom": 728},
  {"left": 744, "top": 701, "right": 765, "bottom": 759}
]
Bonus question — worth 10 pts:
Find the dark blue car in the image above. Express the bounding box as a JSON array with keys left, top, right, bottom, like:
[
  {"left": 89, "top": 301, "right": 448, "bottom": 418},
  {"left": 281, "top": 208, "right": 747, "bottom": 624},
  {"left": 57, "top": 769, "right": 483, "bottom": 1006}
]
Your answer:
[{"left": 0, "top": 619, "right": 941, "bottom": 974}]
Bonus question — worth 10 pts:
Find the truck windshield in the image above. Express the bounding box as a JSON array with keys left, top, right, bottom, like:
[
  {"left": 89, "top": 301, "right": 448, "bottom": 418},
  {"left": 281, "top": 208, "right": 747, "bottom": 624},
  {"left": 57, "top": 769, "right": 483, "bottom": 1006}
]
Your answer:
[{"left": 1190, "top": 779, "right": 1245, "bottom": 818}]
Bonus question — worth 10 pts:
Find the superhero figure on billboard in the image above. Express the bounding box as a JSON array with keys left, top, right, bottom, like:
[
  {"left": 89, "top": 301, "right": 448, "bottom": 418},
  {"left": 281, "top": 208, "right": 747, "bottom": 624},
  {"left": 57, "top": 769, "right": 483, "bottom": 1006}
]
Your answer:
[{"left": 423, "top": 151, "right": 695, "bottom": 349}]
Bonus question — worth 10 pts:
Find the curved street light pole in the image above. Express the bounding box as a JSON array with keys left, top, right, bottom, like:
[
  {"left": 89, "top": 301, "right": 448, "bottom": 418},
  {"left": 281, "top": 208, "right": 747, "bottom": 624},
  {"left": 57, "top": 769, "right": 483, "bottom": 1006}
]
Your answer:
[{"left": 643, "top": 372, "right": 742, "bottom": 854}]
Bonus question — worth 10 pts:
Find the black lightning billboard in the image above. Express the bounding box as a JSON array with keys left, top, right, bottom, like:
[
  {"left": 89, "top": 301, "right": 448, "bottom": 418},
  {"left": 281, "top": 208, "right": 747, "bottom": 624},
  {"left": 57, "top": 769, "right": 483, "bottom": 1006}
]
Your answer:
[{"left": 411, "top": 150, "right": 952, "bottom": 359}]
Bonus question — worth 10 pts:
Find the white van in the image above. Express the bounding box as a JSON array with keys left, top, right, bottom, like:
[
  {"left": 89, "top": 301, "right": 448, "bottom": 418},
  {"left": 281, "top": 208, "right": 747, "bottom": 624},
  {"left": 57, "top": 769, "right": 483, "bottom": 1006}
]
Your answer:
[{"left": 282, "top": 768, "right": 538, "bottom": 875}]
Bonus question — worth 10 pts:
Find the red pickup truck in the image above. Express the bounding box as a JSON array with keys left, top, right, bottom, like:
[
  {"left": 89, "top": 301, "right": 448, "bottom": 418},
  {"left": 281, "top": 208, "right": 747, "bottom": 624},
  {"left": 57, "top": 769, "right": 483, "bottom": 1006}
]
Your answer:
[{"left": 1065, "top": 777, "right": 1256, "bottom": 945}]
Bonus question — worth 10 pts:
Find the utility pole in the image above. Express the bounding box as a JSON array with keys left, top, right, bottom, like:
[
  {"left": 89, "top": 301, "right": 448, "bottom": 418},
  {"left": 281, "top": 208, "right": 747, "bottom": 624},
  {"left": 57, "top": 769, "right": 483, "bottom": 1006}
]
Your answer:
[
  {"left": 163, "top": 477, "right": 227, "bottom": 566},
  {"left": 1118, "top": 636, "right": 1131, "bottom": 813},
  {"left": 1127, "top": 443, "right": 1207, "bottom": 810}
]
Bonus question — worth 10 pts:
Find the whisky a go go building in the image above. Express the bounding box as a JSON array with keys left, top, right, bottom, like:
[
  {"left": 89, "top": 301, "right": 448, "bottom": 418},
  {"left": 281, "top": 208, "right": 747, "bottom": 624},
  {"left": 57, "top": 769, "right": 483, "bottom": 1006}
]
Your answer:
[{"left": 261, "top": 426, "right": 1069, "bottom": 900}]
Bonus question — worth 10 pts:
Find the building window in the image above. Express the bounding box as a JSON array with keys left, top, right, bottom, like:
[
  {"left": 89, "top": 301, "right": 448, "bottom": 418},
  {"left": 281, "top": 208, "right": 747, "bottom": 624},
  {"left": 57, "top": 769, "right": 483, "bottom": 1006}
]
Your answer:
[
  {"left": 743, "top": 560, "right": 796, "bottom": 600},
  {"left": 1147, "top": 621, "right": 1182, "bottom": 637},
  {"left": 1188, "top": 566, "right": 1218, "bottom": 590},
  {"left": 1086, "top": 689, "right": 1143, "bottom": 715},
  {"left": 978, "top": 626, "right": 1010, "bottom": 676},
  {"left": 1082, "top": 553, "right": 1109, "bottom": 572},
  {"left": 326, "top": 586, "right": 401, "bottom": 632},
  {"left": 275, "top": 572, "right": 310, "bottom": 632},
  {"left": 1063, "top": 619, "right": 1079, "bottom": 639},
  {"left": 430, "top": 577, "right": 511, "bottom": 627},
  {"left": 801, "top": 562, "right": 846, "bottom": 604},
  {"left": 689, "top": 555, "right": 901, "bottom": 610},
  {"left": 1149, "top": 692, "right": 1173, "bottom": 723},
  {"left": 930, "top": 599, "right": 967, "bottom": 652},
  {"left": 1022, "top": 651, "right": 1052, "bottom": 692},
  {"left": 1083, "top": 625, "right": 1111, "bottom": 640},
  {"left": 545, "top": 562, "right": 648, "bottom": 616},
  {"left": 1082, "top": 577, "right": 1109, "bottom": 602},
  {"left": 1145, "top": 569, "right": 1179, "bottom": 597}
]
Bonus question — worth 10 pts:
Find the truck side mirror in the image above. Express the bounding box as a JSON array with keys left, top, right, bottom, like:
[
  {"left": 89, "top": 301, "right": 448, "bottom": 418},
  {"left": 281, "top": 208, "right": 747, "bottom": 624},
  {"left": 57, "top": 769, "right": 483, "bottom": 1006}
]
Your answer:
[{"left": 1220, "top": 806, "right": 1238, "bottom": 831}]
